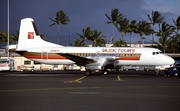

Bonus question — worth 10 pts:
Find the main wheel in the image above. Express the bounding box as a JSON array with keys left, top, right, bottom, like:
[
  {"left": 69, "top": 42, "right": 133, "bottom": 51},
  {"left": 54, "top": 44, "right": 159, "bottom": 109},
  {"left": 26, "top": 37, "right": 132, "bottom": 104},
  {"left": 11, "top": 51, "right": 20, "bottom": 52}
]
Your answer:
[{"left": 84, "top": 70, "right": 92, "bottom": 76}]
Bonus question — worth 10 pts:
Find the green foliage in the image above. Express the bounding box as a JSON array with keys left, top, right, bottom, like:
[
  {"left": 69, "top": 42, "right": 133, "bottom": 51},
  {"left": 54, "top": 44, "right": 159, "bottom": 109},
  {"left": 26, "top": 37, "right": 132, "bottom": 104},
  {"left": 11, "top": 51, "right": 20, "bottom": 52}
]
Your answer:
[
  {"left": 76, "top": 27, "right": 106, "bottom": 47},
  {"left": 116, "top": 18, "right": 130, "bottom": 40},
  {"left": 0, "top": 31, "right": 17, "bottom": 43},
  {"left": 73, "top": 39, "right": 87, "bottom": 47},
  {"left": 105, "top": 8, "right": 123, "bottom": 26},
  {"left": 155, "top": 22, "right": 176, "bottom": 53},
  {"left": 113, "top": 38, "right": 127, "bottom": 47},
  {"left": 147, "top": 10, "right": 165, "bottom": 44},
  {"left": 172, "top": 16, "right": 180, "bottom": 33},
  {"left": 134, "top": 20, "right": 153, "bottom": 43},
  {"left": 89, "top": 29, "right": 106, "bottom": 47},
  {"left": 76, "top": 27, "right": 92, "bottom": 45},
  {"left": 49, "top": 10, "right": 70, "bottom": 44}
]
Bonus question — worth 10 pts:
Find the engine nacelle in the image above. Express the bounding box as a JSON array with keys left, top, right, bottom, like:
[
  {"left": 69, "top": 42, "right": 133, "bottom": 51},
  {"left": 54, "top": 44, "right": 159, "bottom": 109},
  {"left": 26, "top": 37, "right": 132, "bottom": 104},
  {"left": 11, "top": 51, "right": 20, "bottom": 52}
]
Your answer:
[{"left": 85, "top": 54, "right": 120, "bottom": 71}]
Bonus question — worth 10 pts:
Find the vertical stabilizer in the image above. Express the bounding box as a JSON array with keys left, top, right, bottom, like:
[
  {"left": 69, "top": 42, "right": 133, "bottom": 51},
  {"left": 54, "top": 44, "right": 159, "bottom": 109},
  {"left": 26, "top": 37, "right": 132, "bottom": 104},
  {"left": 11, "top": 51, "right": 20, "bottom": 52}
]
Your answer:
[{"left": 17, "top": 18, "right": 63, "bottom": 50}]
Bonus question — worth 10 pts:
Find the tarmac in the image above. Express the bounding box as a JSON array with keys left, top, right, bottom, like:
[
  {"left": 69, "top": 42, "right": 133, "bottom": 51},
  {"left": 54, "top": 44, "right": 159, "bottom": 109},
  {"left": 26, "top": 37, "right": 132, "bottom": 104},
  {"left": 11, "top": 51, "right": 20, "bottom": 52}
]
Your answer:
[{"left": 0, "top": 70, "right": 180, "bottom": 111}]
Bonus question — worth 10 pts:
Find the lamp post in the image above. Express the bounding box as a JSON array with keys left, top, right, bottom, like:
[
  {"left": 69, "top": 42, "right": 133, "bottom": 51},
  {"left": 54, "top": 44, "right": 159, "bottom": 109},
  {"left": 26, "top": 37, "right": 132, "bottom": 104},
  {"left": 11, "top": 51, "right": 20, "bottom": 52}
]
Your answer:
[
  {"left": 142, "top": 37, "right": 145, "bottom": 47},
  {"left": 7, "top": 0, "right": 9, "bottom": 60}
]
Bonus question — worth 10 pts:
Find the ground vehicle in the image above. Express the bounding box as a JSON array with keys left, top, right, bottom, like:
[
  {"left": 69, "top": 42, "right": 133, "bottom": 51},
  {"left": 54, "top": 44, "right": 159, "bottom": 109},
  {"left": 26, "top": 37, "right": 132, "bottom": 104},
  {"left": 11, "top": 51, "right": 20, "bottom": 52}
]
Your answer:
[
  {"left": 122, "top": 65, "right": 139, "bottom": 71},
  {"left": 165, "top": 61, "right": 180, "bottom": 76},
  {"left": 0, "top": 59, "right": 15, "bottom": 71},
  {"left": 20, "top": 65, "right": 35, "bottom": 72}
]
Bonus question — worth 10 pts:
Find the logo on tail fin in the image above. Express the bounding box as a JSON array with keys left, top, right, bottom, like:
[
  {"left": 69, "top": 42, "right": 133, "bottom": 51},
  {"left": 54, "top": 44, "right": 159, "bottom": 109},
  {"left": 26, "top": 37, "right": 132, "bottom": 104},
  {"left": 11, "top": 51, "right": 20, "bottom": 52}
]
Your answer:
[{"left": 28, "top": 32, "right": 34, "bottom": 39}]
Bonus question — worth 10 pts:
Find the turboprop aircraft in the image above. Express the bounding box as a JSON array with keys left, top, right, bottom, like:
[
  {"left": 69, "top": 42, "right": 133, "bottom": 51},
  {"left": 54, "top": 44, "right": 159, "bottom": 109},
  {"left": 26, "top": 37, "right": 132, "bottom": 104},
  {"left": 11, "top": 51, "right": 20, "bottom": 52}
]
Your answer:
[{"left": 15, "top": 18, "right": 175, "bottom": 75}]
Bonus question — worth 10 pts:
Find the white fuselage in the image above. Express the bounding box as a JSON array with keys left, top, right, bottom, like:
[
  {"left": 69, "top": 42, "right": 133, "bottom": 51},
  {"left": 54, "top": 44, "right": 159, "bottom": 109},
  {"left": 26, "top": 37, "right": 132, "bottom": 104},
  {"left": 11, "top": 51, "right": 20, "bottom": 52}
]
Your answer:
[{"left": 20, "top": 47, "right": 175, "bottom": 69}]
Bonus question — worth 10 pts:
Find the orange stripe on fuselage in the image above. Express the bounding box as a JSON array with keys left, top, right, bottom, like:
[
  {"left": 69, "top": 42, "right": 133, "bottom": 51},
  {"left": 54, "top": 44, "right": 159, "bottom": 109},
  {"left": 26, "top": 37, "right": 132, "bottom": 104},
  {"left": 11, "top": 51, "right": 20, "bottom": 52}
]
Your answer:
[
  {"left": 21, "top": 52, "right": 66, "bottom": 60},
  {"left": 119, "top": 53, "right": 141, "bottom": 60},
  {"left": 20, "top": 52, "right": 141, "bottom": 61}
]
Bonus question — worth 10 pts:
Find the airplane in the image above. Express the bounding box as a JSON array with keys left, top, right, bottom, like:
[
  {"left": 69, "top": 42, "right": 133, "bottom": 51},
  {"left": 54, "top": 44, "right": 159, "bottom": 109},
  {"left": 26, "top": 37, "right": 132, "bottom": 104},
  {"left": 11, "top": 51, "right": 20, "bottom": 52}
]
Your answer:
[{"left": 15, "top": 18, "right": 175, "bottom": 75}]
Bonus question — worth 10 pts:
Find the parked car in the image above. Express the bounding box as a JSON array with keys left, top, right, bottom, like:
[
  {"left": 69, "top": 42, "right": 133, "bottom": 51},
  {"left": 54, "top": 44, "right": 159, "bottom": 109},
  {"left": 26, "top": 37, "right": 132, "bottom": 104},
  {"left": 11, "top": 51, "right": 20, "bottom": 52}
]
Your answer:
[
  {"left": 20, "top": 65, "right": 35, "bottom": 72},
  {"left": 122, "top": 66, "right": 139, "bottom": 71}
]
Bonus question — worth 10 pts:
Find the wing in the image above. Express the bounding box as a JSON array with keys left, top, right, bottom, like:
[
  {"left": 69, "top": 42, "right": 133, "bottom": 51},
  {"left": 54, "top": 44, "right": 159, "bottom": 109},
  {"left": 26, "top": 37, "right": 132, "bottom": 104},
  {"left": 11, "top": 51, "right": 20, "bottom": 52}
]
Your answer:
[{"left": 57, "top": 53, "right": 96, "bottom": 66}]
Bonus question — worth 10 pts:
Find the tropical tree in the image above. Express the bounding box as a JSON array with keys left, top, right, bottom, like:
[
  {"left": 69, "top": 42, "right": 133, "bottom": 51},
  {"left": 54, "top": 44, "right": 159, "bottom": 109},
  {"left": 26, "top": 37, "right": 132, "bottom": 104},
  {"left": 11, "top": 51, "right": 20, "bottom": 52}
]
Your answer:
[
  {"left": 113, "top": 38, "right": 127, "bottom": 47},
  {"left": 105, "top": 8, "right": 124, "bottom": 43},
  {"left": 127, "top": 20, "right": 137, "bottom": 46},
  {"left": 155, "top": 22, "right": 176, "bottom": 53},
  {"left": 88, "top": 29, "right": 106, "bottom": 47},
  {"left": 172, "top": 16, "right": 180, "bottom": 34},
  {"left": 73, "top": 39, "right": 86, "bottom": 47},
  {"left": 147, "top": 10, "right": 164, "bottom": 44},
  {"left": 49, "top": 10, "right": 70, "bottom": 44},
  {"left": 134, "top": 20, "right": 153, "bottom": 47},
  {"left": 0, "top": 31, "right": 16, "bottom": 43},
  {"left": 116, "top": 18, "right": 129, "bottom": 40},
  {"left": 76, "top": 27, "right": 92, "bottom": 45}
]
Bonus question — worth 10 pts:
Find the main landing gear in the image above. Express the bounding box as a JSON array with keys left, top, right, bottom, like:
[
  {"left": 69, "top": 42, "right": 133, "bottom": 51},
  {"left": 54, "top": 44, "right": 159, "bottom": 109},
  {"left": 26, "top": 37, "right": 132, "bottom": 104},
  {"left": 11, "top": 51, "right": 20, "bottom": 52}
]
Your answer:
[{"left": 84, "top": 69, "right": 109, "bottom": 76}]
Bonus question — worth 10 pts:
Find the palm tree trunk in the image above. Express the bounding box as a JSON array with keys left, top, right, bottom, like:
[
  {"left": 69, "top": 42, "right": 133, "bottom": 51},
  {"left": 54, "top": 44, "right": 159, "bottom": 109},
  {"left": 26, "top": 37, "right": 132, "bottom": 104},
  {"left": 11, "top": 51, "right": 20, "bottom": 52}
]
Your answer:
[
  {"left": 94, "top": 40, "right": 96, "bottom": 47},
  {"left": 152, "top": 25, "right": 154, "bottom": 46},
  {"left": 130, "top": 32, "right": 132, "bottom": 47},
  {"left": 112, "top": 24, "right": 114, "bottom": 45},
  {"left": 57, "top": 24, "right": 60, "bottom": 44}
]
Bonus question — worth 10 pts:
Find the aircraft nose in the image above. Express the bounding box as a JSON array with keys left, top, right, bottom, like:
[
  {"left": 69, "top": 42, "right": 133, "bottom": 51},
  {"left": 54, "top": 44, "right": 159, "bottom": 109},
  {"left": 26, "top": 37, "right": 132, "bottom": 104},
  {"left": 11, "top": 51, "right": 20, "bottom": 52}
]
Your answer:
[{"left": 168, "top": 56, "right": 175, "bottom": 65}]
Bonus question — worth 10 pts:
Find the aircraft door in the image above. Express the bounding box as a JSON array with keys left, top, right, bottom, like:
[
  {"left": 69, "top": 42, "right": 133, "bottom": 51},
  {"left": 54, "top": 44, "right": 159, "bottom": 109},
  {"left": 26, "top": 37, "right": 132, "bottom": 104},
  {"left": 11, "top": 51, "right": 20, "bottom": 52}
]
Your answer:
[
  {"left": 41, "top": 51, "right": 48, "bottom": 60},
  {"left": 95, "top": 51, "right": 101, "bottom": 60}
]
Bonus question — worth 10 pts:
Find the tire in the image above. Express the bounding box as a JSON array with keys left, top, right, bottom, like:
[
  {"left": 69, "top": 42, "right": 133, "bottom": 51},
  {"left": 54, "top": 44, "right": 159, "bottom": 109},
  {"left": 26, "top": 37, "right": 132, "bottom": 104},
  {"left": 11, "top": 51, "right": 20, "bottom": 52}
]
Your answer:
[{"left": 84, "top": 70, "right": 92, "bottom": 76}]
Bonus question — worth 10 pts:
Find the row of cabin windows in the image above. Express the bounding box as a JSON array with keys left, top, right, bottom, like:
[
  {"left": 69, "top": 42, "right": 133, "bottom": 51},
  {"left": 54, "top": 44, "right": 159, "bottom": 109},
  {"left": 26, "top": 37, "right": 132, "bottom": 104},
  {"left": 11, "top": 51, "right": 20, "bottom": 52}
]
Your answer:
[{"left": 70, "top": 53, "right": 137, "bottom": 57}]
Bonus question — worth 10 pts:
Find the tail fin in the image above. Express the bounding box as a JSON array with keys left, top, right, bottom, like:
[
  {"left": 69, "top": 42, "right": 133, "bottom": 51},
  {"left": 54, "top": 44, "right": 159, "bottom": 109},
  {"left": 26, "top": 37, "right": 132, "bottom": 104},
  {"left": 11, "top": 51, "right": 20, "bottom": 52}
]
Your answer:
[{"left": 17, "top": 18, "right": 63, "bottom": 50}]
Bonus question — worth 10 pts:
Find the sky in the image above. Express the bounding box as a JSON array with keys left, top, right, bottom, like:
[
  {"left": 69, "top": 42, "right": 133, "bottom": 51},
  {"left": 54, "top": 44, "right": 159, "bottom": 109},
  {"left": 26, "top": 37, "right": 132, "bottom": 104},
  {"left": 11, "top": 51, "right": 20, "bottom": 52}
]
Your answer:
[{"left": 0, "top": 0, "right": 180, "bottom": 46}]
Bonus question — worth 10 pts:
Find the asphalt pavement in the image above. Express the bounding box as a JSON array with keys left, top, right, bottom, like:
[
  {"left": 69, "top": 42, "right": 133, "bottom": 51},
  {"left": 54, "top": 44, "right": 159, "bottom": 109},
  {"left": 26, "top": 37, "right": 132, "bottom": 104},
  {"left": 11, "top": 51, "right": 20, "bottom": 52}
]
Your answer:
[{"left": 0, "top": 70, "right": 180, "bottom": 111}]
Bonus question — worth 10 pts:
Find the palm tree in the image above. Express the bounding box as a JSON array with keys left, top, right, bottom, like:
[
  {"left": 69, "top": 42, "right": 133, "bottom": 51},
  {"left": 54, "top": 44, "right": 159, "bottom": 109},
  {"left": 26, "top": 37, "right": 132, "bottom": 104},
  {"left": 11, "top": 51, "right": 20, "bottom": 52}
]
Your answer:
[
  {"left": 73, "top": 39, "right": 86, "bottom": 47},
  {"left": 88, "top": 29, "right": 106, "bottom": 47},
  {"left": 113, "top": 38, "right": 127, "bottom": 47},
  {"left": 49, "top": 10, "right": 70, "bottom": 44},
  {"left": 172, "top": 16, "right": 180, "bottom": 34},
  {"left": 105, "top": 8, "right": 124, "bottom": 44},
  {"left": 134, "top": 20, "right": 153, "bottom": 47},
  {"left": 127, "top": 20, "right": 137, "bottom": 46},
  {"left": 76, "top": 27, "right": 92, "bottom": 45},
  {"left": 155, "top": 22, "right": 176, "bottom": 53},
  {"left": 0, "top": 31, "right": 16, "bottom": 43},
  {"left": 96, "top": 37, "right": 106, "bottom": 47},
  {"left": 147, "top": 10, "right": 164, "bottom": 44},
  {"left": 116, "top": 18, "right": 129, "bottom": 40}
]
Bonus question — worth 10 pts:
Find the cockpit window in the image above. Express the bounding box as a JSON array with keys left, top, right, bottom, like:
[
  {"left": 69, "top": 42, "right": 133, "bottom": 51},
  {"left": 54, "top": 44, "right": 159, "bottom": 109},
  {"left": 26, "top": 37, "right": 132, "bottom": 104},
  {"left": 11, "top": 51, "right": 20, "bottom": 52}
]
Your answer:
[{"left": 152, "top": 51, "right": 162, "bottom": 55}]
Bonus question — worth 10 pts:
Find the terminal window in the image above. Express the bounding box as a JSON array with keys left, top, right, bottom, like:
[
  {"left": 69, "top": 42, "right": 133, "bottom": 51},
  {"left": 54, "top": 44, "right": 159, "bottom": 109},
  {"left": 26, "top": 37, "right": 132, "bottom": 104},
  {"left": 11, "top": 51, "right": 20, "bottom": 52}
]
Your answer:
[{"left": 24, "top": 60, "right": 31, "bottom": 65}]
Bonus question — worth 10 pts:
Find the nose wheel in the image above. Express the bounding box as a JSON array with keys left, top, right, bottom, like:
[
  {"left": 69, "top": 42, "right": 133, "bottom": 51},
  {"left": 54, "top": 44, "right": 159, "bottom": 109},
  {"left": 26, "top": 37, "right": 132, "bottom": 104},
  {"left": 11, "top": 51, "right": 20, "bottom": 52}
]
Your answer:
[{"left": 102, "top": 70, "right": 109, "bottom": 75}]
